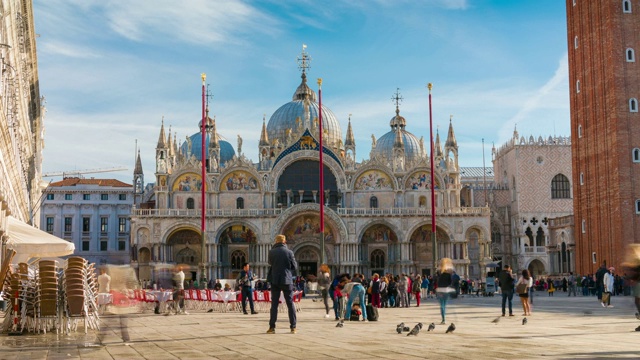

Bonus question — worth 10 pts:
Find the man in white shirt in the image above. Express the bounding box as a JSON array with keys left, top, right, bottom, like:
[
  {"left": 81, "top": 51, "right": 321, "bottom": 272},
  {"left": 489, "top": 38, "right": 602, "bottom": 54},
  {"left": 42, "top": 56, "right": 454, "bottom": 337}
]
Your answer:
[
  {"left": 173, "top": 266, "right": 187, "bottom": 314},
  {"left": 98, "top": 268, "right": 111, "bottom": 293}
]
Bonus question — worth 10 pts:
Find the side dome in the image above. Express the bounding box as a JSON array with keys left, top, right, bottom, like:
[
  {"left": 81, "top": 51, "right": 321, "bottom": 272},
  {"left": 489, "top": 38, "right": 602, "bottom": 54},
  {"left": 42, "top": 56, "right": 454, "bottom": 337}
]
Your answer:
[
  {"left": 373, "top": 129, "right": 423, "bottom": 164},
  {"left": 181, "top": 132, "right": 235, "bottom": 165},
  {"left": 267, "top": 100, "right": 342, "bottom": 148}
]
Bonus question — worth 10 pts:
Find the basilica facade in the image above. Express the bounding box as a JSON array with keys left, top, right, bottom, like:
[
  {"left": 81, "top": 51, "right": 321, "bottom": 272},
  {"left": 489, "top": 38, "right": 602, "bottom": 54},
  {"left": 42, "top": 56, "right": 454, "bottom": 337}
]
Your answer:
[{"left": 130, "top": 51, "right": 490, "bottom": 282}]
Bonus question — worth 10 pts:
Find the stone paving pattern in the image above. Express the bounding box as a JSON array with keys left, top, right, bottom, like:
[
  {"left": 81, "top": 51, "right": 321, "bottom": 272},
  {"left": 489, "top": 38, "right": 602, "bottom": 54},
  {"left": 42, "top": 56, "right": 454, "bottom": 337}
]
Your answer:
[{"left": 1, "top": 293, "right": 639, "bottom": 359}]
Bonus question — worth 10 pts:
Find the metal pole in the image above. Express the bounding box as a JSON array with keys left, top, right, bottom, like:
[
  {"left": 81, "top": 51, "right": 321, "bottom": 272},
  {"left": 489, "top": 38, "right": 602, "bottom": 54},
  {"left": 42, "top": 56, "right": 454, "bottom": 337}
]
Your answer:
[
  {"left": 428, "top": 83, "right": 437, "bottom": 273},
  {"left": 200, "top": 73, "right": 207, "bottom": 282},
  {"left": 318, "top": 78, "right": 325, "bottom": 265}
]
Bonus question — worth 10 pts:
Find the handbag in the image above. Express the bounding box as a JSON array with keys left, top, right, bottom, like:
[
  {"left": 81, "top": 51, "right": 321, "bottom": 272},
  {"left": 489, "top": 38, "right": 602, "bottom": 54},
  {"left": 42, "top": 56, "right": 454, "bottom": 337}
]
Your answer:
[
  {"left": 516, "top": 282, "right": 528, "bottom": 295},
  {"left": 602, "top": 291, "right": 611, "bottom": 304}
]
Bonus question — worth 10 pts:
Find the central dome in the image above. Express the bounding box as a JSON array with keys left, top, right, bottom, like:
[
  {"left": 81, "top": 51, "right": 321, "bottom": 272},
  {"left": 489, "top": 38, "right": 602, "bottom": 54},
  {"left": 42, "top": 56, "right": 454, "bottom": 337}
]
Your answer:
[
  {"left": 374, "top": 129, "right": 423, "bottom": 164},
  {"left": 267, "top": 74, "right": 342, "bottom": 148}
]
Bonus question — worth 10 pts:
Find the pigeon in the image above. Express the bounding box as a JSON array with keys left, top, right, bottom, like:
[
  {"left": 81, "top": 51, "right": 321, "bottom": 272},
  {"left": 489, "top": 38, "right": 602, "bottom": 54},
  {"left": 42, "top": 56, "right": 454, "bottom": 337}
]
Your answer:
[
  {"left": 207, "top": 309, "right": 214, "bottom": 313},
  {"left": 403, "top": 326, "right": 411, "bottom": 332},
  {"left": 445, "top": 323, "right": 456, "bottom": 334},
  {"left": 583, "top": 310, "right": 593, "bottom": 315},
  {"left": 636, "top": 312, "right": 640, "bottom": 320},
  {"left": 522, "top": 317, "right": 527, "bottom": 325},
  {"left": 336, "top": 320, "right": 344, "bottom": 328},
  {"left": 396, "top": 322, "right": 405, "bottom": 334},
  {"left": 427, "top": 323, "right": 435, "bottom": 332},
  {"left": 491, "top": 316, "right": 501, "bottom": 324},
  {"left": 407, "top": 323, "right": 423, "bottom": 336}
]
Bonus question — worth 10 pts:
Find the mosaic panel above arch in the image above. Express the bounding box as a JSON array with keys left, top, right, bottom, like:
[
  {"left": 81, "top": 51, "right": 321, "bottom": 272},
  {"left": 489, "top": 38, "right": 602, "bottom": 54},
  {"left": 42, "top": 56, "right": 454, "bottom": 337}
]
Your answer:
[
  {"left": 172, "top": 173, "right": 204, "bottom": 192},
  {"left": 219, "top": 224, "right": 257, "bottom": 243},
  {"left": 354, "top": 170, "right": 392, "bottom": 190},
  {"left": 220, "top": 170, "right": 259, "bottom": 191},
  {"left": 361, "top": 224, "right": 398, "bottom": 243},
  {"left": 282, "top": 214, "right": 336, "bottom": 246},
  {"left": 405, "top": 171, "right": 441, "bottom": 190}
]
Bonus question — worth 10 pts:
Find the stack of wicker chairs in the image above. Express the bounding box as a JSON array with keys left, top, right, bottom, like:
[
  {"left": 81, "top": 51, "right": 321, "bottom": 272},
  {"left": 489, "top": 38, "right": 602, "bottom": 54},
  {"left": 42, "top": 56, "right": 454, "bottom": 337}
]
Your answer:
[
  {"left": 62, "top": 257, "right": 99, "bottom": 333},
  {"left": 36, "top": 260, "right": 60, "bottom": 333},
  {"left": 17, "top": 263, "right": 37, "bottom": 333}
]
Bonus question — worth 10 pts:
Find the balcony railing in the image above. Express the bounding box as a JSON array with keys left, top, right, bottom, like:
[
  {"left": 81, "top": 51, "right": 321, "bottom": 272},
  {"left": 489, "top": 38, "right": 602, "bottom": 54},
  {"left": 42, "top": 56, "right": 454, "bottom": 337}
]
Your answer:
[
  {"left": 132, "top": 206, "right": 489, "bottom": 217},
  {"left": 523, "top": 246, "right": 547, "bottom": 253}
]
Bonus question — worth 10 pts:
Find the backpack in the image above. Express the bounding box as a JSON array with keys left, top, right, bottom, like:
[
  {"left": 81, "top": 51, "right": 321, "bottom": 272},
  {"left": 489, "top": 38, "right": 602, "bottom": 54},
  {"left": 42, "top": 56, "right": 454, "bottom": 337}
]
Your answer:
[
  {"left": 366, "top": 304, "right": 379, "bottom": 321},
  {"left": 412, "top": 280, "right": 421, "bottom": 293},
  {"left": 371, "top": 280, "right": 381, "bottom": 294}
]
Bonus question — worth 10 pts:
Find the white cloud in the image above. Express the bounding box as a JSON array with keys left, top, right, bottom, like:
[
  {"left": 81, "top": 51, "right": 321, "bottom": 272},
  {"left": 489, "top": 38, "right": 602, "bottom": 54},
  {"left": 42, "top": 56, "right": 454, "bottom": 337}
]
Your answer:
[{"left": 39, "top": 41, "right": 101, "bottom": 59}]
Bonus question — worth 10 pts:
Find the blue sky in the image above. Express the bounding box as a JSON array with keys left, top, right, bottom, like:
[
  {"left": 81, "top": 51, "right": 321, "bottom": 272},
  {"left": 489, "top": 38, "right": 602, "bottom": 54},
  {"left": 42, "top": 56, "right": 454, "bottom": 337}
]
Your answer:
[{"left": 34, "top": 0, "right": 569, "bottom": 184}]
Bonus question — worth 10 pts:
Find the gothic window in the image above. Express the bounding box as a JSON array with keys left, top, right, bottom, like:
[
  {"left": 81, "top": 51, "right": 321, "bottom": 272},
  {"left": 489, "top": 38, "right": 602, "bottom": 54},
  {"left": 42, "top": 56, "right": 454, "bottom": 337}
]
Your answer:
[
  {"left": 230, "top": 250, "right": 246, "bottom": 270},
  {"left": 536, "top": 227, "right": 545, "bottom": 247},
  {"left": 370, "top": 196, "right": 378, "bottom": 208},
  {"left": 160, "top": 151, "right": 165, "bottom": 159},
  {"left": 186, "top": 198, "right": 195, "bottom": 209},
  {"left": 574, "top": 36, "right": 578, "bottom": 49},
  {"left": 236, "top": 197, "right": 244, "bottom": 209},
  {"left": 623, "top": 0, "right": 632, "bottom": 13},
  {"left": 578, "top": 124, "right": 582, "bottom": 138},
  {"left": 492, "top": 227, "right": 501, "bottom": 245},
  {"left": 176, "top": 247, "right": 198, "bottom": 265},
  {"left": 370, "top": 249, "right": 385, "bottom": 269},
  {"left": 581, "top": 219, "right": 586, "bottom": 233},
  {"left": 627, "top": 48, "right": 636, "bottom": 62},
  {"left": 551, "top": 174, "right": 571, "bottom": 199},
  {"left": 630, "top": 98, "right": 638, "bottom": 112},
  {"left": 525, "top": 227, "right": 533, "bottom": 246},
  {"left": 580, "top": 172, "right": 584, "bottom": 185},
  {"left": 576, "top": 80, "right": 580, "bottom": 93},
  {"left": 634, "top": 148, "right": 640, "bottom": 162}
]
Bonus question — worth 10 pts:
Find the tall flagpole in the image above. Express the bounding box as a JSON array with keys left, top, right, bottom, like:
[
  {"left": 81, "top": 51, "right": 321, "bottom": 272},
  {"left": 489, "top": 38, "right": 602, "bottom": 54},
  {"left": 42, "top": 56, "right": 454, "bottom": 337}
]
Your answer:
[
  {"left": 428, "top": 83, "right": 437, "bottom": 273},
  {"left": 318, "top": 78, "right": 325, "bottom": 265},
  {"left": 200, "top": 73, "right": 207, "bottom": 283}
]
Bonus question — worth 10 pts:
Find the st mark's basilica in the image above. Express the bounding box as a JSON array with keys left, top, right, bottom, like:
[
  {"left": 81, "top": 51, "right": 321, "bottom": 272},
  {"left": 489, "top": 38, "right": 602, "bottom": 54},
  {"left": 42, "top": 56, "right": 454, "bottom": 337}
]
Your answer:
[{"left": 130, "top": 49, "right": 491, "bottom": 283}]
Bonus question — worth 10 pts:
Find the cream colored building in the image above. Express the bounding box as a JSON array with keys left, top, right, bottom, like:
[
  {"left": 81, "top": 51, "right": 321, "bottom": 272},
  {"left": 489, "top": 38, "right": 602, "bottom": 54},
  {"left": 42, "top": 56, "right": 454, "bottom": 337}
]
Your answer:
[
  {"left": 489, "top": 129, "right": 573, "bottom": 276},
  {"left": 131, "top": 50, "right": 490, "bottom": 283},
  {"left": 0, "top": 0, "right": 44, "bottom": 268}
]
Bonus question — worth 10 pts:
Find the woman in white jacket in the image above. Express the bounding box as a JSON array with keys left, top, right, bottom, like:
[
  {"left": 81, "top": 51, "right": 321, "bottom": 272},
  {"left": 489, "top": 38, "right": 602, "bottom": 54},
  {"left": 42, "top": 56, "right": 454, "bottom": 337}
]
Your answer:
[{"left": 602, "top": 267, "right": 615, "bottom": 307}]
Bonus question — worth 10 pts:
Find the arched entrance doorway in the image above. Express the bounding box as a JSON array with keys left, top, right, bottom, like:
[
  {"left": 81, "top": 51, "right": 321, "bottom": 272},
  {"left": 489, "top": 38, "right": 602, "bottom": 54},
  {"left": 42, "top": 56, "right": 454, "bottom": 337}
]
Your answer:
[
  {"left": 409, "top": 225, "right": 450, "bottom": 276},
  {"left": 528, "top": 259, "right": 546, "bottom": 277},
  {"left": 295, "top": 246, "right": 320, "bottom": 278},
  {"left": 138, "top": 247, "right": 151, "bottom": 282},
  {"left": 218, "top": 223, "right": 256, "bottom": 279},
  {"left": 360, "top": 223, "right": 397, "bottom": 275},
  {"left": 167, "top": 229, "right": 201, "bottom": 281}
]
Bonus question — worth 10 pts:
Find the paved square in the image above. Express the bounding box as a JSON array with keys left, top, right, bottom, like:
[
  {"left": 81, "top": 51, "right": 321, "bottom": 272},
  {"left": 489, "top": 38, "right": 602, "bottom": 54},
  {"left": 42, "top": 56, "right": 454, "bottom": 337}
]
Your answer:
[{"left": 1, "top": 293, "right": 639, "bottom": 359}]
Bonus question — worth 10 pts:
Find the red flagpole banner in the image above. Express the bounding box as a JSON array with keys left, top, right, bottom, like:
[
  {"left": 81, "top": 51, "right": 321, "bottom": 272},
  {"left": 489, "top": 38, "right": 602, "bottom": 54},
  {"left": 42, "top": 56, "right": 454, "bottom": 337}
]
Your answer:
[{"left": 318, "top": 78, "right": 325, "bottom": 264}]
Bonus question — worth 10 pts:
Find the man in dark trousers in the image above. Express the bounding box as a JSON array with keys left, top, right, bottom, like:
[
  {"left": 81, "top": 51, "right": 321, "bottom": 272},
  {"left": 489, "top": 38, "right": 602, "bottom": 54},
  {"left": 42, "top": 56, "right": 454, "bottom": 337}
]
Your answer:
[
  {"left": 595, "top": 263, "right": 608, "bottom": 303},
  {"left": 498, "top": 265, "right": 515, "bottom": 316},
  {"left": 239, "top": 262, "right": 258, "bottom": 315},
  {"left": 267, "top": 234, "right": 298, "bottom": 334}
]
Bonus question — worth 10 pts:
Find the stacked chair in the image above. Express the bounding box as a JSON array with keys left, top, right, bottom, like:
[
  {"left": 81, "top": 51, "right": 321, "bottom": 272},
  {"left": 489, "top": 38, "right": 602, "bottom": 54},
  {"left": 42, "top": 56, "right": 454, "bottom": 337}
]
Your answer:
[
  {"left": 36, "top": 260, "right": 61, "bottom": 333},
  {"left": 62, "top": 257, "right": 99, "bottom": 334}
]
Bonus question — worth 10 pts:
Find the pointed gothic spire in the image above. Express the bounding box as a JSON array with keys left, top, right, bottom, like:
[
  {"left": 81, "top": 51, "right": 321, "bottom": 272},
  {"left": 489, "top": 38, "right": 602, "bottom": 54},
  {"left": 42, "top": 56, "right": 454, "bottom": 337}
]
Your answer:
[
  {"left": 345, "top": 114, "right": 355, "bottom": 146},
  {"left": 134, "top": 149, "right": 143, "bottom": 175},
  {"left": 435, "top": 129, "right": 443, "bottom": 157},
  {"left": 259, "top": 114, "right": 270, "bottom": 146},
  {"left": 167, "top": 126, "right": 174, "bottom": 157},
  {"left": 445, "top": 115, "right": 458, "bottom": 149},
  {"left": 157, "top": 117, "right": 167, "bottom": 148}
]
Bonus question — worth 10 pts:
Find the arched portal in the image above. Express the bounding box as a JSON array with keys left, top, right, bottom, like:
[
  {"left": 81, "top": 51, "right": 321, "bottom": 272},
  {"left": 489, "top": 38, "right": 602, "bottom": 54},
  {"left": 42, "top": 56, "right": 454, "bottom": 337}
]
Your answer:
[
  {"left": 295, "top": 245, "right": 320, "bottom": 278},
  {"left": 138, "top": 247, "right": 152, "bottom": 282},
  {"left": 409, "top": 225, "right": 450, "bottom": 276},
  {"left": 167, "top": 229, "right": 201, "bottom": 281},
  {"left": 217, "top": 223, "right": 257, "bottom": 279},
  {"left": 528, "top": 259, "right": 546, "bottom": 277},
  {"left": 360, "top": 223, "right": 397, "bottom": 275}
]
